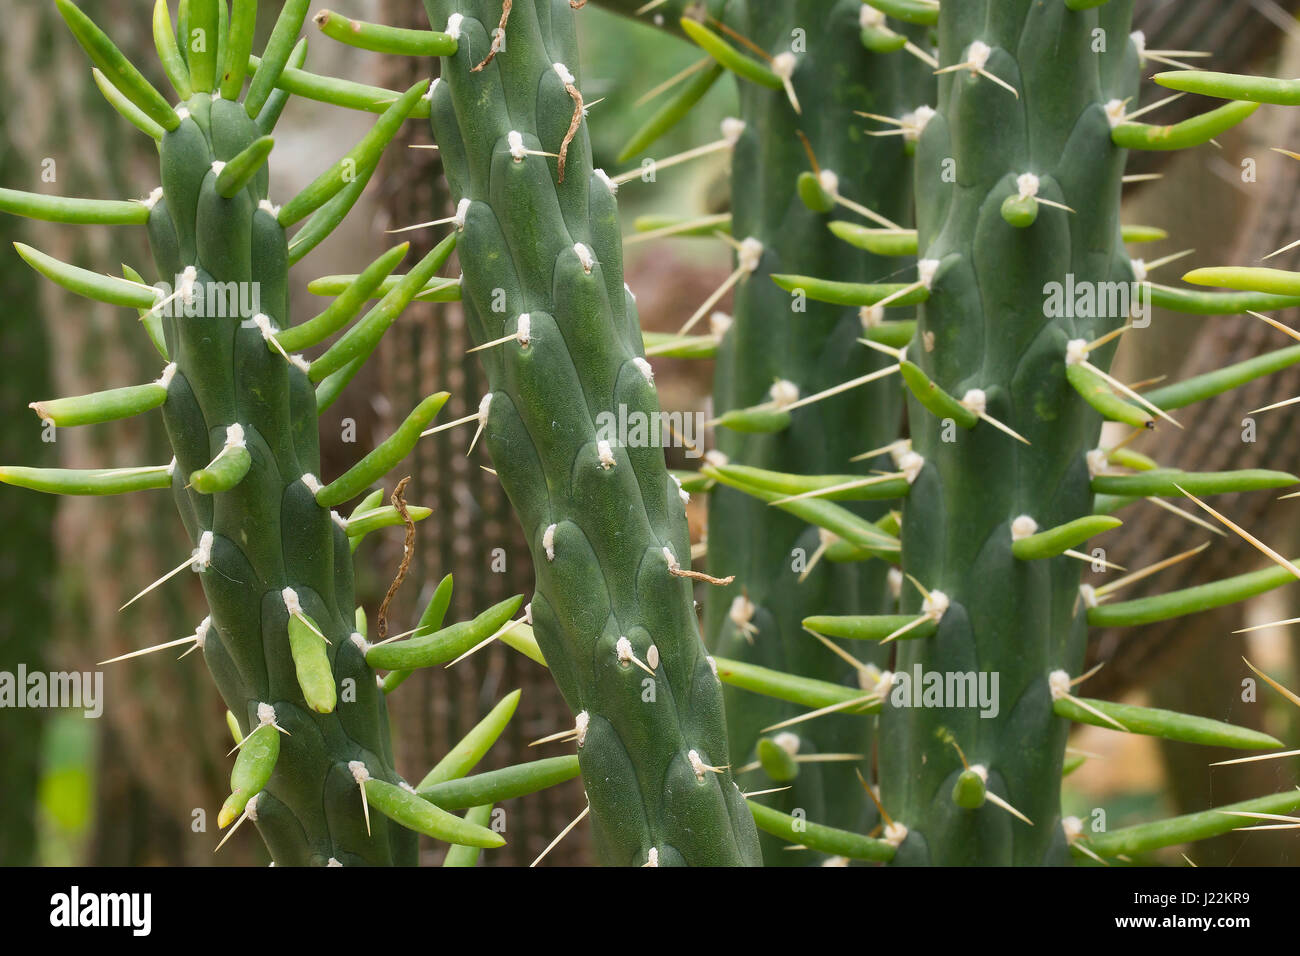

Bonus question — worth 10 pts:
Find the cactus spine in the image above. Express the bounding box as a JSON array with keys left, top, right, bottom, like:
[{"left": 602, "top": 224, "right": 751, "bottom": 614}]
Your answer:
[{"left": 423, "top": 0, "right": 761, "bottom": 865}]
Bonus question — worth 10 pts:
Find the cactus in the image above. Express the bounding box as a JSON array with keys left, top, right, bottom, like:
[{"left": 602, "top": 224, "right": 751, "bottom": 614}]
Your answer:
[
  {"left": 706, "top": 0, "right": 1300, "bottom": 865},
  {"left": 0, "top": 0, "right": 590, "bottom": 866},
  {"left": 7, "top": 0, "right": 1300, "bottom": 868},
  {"left": 406, "top": 0, "right": 761, "bottom": 866}
]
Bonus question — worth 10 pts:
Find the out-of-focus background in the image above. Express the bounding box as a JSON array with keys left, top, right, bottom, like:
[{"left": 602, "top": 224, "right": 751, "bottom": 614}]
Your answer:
[{"left": 0, "top": 0, "right": 1297, "bottom": 866}]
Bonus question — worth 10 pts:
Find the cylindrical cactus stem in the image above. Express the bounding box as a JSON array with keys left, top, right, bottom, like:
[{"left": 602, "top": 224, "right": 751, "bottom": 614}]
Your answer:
[
  {"left": 879, "top": 0, "right": 1144, "bottom": 865},
  {"left": 695, "top": 0, "right": 932, "bottom": 856},
  {"left": 424, "top": 0, "right": 761, "bottom": 865}
]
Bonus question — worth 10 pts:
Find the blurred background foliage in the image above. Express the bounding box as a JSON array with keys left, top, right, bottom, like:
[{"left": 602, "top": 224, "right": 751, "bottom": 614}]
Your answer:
[{"left": 0, "top": 0, "right": 1296, "bottom": 866}]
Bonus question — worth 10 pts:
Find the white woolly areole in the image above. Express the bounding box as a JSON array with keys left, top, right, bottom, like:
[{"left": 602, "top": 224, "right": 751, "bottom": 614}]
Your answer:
[
  {"left": 167, "top": 457, "right": 178, "bottom": 476},
  {"left": 553, "top": 62, "right": 575, "bottom": 85},
  {"left": 524, "top": 602, "right": 533, "bottom": 625},
  {"left": 634, "top": 356, "right": 654, "bottom": 384},
  {"left": 729, "top": 594, "right": 755, "bottom": 627},
  {"left": 819, "top": 527, "right": 839, "bottom": 548},
  {"left": 348, "top": 760, "right": 370, "bottom": 785},
  {"left": 704, "top": 449, "right": 729, "bottom": 468},
  {"left": 542, "top": 523, "right": 557, "bottom": 561},
  {"left": 193, "top": 530, "right": 214, "bottom": 570},
  {"left": 516, "top": 313, "right": 531, "bottom": 345},
  {"left": 327, "top": 858, "right": 342, "bottom": 867},
  {"left": 1016, "top": 173, "right": 1040, "bottom": 200},
  {"left": 1079, "top": 583, "right": 1098, "bottom": 608},
  {"left": 1062, "top": 815, "right": 1084, "bottom": 841},
  {"left": 647, "top": 645, "right": 660, "bottom": 669},
  {"left": 507, "top": 130, "right": 527, "bottom": 161},
  {"left": 887, "top": 566, "right": 903, "bottom": 599},
  {"left": 422, "top": 77, "right": 438, "bottom": 101},
  {"left": 822, "top": 855, "right": 850, "bottom": 867},
  {"left": 671, "top": 473, "right": 689, "bottom": 505},
  {"left": 902, "top": 106, "right": 935, "bottom": 142},
  {"left": 594, "top": 168, "right": 617, "bottom": 194},
  {"left": 157, "top": 362, "right": 178, "bottom": 387},
  {"left": 860, "top": 305, "right": 884, "bottom": 329},
  {"left": 884, "top": 821, "right": 909, "bottom": 847},
  {"left": 176, "top": 106, "right": 191, "bottom": 121},
  {"left": 965, "top": 40, "right": 992, "bottom": 71},
  {"left": 710, "top": 311, "right": 733, "bottom": 338},
  {"left": 178, "top": 265, "right": 198, "bottom": 302},
  {"left": 282, "top": 587, "right": 303, "bottom": 617},
  {"left": 256, "top": 701, "right": 276, "bottom": 726},
  {"left": 251, "top": 312, "right": 278, "bottom": 338},
  {"left": 706, "top": 655, "right": 718, "bottom": 677},
  {"left": 195, "top": 616, "right": 210, "bottom": 648},
  {"left": 574, "top": 242, "right": 595, "bottom": 274},
  {"left": 1130, "top": 258, "right": 1149, "bottom": 283},
  {"left": 143, "top": 186, "right": 164, "bottom": 209},
  {"left": 1130, "top": 30, "right": 1147, "bottom": 62},
  {"left": 1011, "top": 514, "right": 1039, "bottom": 540},
  {"left": 771, "top": 51, "right": 797, "bottom": 79},
  {"left": 818, "top": 168, "right": 840, "bottom": 197},
  {"left": 400, "top": 781, "right": 418, "bottom": 794},
  {"left": 738, "top": 236, "right": 764, "bottom": 272},
  {"left": 721, "top": 116, "right": 746, "bottom": 145},
  {"left": 897, "top": 450, "right": 925, "bottom": 484},
  {"left": 773, "top": 731, "right": 800, "bottom": 756},
  {"left": 258, "top": 198, "right": 280, "bottom": 217},
  {"left": 922, "top": 589, "right": 949, "bottom": 620},
  {"left": 300, "top": 472, "right": 323, "bottom": 495},
  {"left": 687, "top": 749, "right": 708, "bottom": 781},
  {"left": 575, "top": 710, "right": 590, "bottom": 747},
  {"left": 970, "top": 763, "right": 990, "bottom": 783},
  {"left": 1104, "top": 98, "right": 1127, "bottom": 128},
  {"left": 350, "top": 632, "right": 369, "bottom": 652},
  {"left": 1086, "top": 448, "right": 1109, "bottom": 478},
  {"left": 770, "top": 379, "right": 800, "bottom": 409},
  {"left": 615, "top": 635, "right": 636, "bottom": 667},
  {"left": 245, "top": 792, "right": 260, "bottom": 821},
  {"left": 1048, "top": 669, "right": 1072, "bottom": 701},
  {"left": 917, "top": 258, "right": 941, "bottom": 289},
  {"left": 597, "top": 438, "right": 616, "bottom": 469},
  {"left": 960, "top": 388, "right": 987, "bottom": 415},
  {"left": 872, "top": 668, "right": 895, "bottom": 696},
  {"left": 645, "top": 847, "right": 659, "bottom": 867},
  {"left": 331, "top": 510, "right": 347, "bottom": 530},
  {"left": 1065, "top": 338, "right": 1090, "bottom": 367},
  {"left": 478, "top": 392, "right": 492, "bottom": 423},
  {"left": 211, "top": 160, "right": 227, "bottom": 177},
  {"left": 454, "top": 197, "right": 471, "bottom": 230},
  {"left": 662, "top": 546, "right": 680, "bottom": 571},
  {"left": 888, "top": 439, "right": 912, "bottom": 465},
  {"left": 224, "top": 423, "right": 247, "bottom": 449},
  {"left": 445, "top": 13, "right": 463, "bottom": 38},
  {"left": 860, "top": 4, "right": 886, "bottom": 29}
]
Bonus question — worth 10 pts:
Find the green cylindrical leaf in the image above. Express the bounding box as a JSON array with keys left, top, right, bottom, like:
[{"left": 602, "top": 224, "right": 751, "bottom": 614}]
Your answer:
[
  {"left": 748, "top": 800, "right": 895, "bottom": 861},
  {"left": 287, "top": 611, "right": 336, "bottom": 714},
  {"left": 0, "top": 464, "right": 173, "bottom": 496},
  {"left": 1011, "top": 515, "right": 1122, "bottom": 560},
  {"left": 15, "top": 241, "right": 160, "bottom": 309},
  {"left": 313, "top": 9, "right": 457, "bottom": 56},
  {"left": 1054, "top": 696, "right": 1281, "bottom": 750},
  {"left": 315, "top": 393, "right": 449, "bottom": 507},
  {"left": 1090, "top": 469, "right": 1297, "bottom": 497},
  {"left": 363, "top": 777, "right": 505, "bottom": 848},
  {"left": 418, "top": 755, "right": 581, "bottom": 809},
  {"left": 366, "top": 595, "right": 524, "bottom": 672},
  {"left": 417, "top": 690, "right": 521, "bottom": 789}
]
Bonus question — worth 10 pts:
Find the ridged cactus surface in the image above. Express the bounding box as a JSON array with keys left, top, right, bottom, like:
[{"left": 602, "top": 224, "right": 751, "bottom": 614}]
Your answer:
[{"left": 425, "top": 0, "right": 761, "bottom": 865}]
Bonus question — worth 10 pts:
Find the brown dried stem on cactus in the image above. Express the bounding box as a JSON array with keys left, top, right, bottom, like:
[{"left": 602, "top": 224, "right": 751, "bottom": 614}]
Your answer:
[
  {"left": 377, "top": 476, "right": 416, "bottom": 641},
  {"left": 472, "top": 0, "right": 512, "bottom": 73}
]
